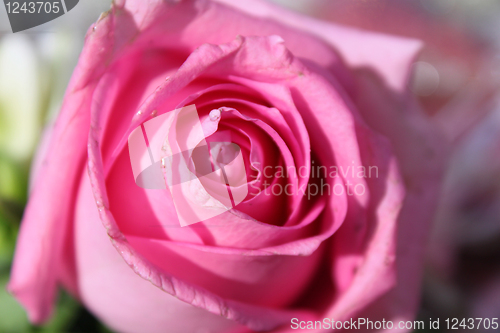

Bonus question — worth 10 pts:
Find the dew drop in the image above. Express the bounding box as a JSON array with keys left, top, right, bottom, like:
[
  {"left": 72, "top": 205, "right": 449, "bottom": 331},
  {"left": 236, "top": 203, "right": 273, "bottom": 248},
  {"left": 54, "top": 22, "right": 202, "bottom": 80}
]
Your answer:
[
  {"left": 151, "top": 110, "right": 158, "bottom": 117},
  {"left": 209, "top": 108, "right": 221, "bottom": 121},
  {"left": 137, "top": 110, "right": 142, "bottom": 115}
]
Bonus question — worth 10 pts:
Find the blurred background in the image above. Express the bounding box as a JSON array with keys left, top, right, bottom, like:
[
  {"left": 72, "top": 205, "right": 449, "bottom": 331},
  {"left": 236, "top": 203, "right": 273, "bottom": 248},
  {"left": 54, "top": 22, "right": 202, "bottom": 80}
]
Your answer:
[{"left": 1, "top": 0, "right": 499, "bottom": 332}]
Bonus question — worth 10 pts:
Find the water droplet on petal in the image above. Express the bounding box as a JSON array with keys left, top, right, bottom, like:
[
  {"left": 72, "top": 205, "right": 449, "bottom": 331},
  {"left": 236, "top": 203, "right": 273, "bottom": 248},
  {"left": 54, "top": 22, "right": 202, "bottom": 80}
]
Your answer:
[
  {"left": 209, "top": 108, "right": 221, "bottom": 121},
  {"left": 151, "top": 110, "right": 158, "bottom": 117},
  {"left": 137, "top": 110, "right": 142, "bottom": 115}
]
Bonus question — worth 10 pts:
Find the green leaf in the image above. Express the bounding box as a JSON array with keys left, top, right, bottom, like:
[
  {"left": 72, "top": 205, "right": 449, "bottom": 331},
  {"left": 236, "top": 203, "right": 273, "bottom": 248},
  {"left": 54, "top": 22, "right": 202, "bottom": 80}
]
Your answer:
[{"left": 0, "top": 275, "right": 31, "bottom": 333}]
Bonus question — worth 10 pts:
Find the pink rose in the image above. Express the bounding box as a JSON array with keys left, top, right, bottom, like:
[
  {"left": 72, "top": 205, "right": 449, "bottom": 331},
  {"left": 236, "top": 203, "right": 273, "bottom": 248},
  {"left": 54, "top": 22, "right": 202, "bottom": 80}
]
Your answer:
[{"left": 8, "top": 0, "right": 446, "bottom": 332}]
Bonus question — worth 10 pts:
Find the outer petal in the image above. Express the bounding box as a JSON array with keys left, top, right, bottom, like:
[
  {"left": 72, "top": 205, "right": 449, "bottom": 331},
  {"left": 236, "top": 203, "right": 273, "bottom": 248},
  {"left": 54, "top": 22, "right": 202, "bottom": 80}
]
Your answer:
[
  {"left": 7, "top": 2, "right": 143, "bottom": 323},
  {"left": 348, "top": 70, "right": 448, "bottom": 329},
  {"left": 74, "top": 170, "right": 243, "bottom": 333},
  {"left": 7, "top": 49, "right": 93, "bottom": 324},
  {"left": 213, "top": 0, "right": 422, "bottom": 92}
]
